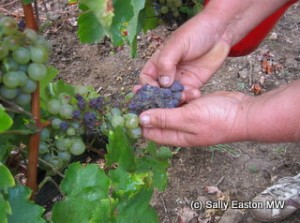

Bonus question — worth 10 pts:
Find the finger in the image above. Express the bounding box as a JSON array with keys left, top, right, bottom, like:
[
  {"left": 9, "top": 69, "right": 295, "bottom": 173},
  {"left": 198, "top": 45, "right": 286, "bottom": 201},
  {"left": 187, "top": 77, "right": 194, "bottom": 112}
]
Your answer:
[
  {"left": 139, "top": 58, "right": 160, "bottom": 86},
  {"left": 181, "top": 88, "right": 201, "bottom": 102},
  {"left": 142, "top": 127, "right": 195, "bottom": 147},
  {"left": 139, "top": 107, "right": 197, "bottom": 133}
]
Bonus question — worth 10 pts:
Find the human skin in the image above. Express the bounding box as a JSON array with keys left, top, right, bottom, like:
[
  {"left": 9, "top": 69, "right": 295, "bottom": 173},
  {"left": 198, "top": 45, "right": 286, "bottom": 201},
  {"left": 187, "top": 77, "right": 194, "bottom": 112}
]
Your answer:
[{"left": 138, "top": 0, "right": 300, "bottom": 147}]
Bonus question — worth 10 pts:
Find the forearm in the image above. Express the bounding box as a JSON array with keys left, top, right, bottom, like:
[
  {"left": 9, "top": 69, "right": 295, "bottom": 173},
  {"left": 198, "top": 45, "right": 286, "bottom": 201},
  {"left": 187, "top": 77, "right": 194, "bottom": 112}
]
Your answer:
[
  {"left": 198, "top": 0, "right": 292, "bottom": 45},
  {"left": 236, "top": 80, "right": 300, "bottom": 143}
]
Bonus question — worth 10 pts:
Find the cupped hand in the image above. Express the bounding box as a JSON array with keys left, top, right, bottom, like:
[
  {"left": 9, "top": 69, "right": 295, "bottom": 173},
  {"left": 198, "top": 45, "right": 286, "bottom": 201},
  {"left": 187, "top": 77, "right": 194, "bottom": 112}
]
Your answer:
[
  {"left": 139, "top": 91, "right": 250, "bottom": 147},
  {"left": 139, "top": 14, "right": 231, "bottom": 102}
]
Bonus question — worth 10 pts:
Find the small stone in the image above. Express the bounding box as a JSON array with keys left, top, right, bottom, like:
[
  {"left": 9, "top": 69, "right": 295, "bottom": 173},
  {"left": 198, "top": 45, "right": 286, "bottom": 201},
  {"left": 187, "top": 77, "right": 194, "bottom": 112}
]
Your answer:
[{"left": 269, "top": 32, "right": 278, "bottom": 40}]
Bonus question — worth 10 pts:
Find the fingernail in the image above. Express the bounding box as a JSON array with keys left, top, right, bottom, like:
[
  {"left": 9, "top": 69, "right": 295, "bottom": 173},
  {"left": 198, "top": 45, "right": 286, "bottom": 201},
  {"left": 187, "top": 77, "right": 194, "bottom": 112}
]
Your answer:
[
  {"left": 159, "top": 75, "right": 171, "bottom": 86},
  {"left": 140, "top": 114, "right": 150, "bottom": 125}
]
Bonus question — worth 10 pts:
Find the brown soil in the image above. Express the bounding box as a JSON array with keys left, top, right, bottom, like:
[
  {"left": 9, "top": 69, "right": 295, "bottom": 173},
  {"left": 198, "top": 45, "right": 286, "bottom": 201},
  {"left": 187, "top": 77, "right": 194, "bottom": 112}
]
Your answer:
[{"left": 2, "top": 1, "right": 300, "bottom": 222}]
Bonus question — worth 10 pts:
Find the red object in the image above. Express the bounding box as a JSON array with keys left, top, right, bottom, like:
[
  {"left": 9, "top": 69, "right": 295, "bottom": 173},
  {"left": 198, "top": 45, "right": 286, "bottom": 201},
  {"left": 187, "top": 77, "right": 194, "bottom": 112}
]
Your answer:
[{"left": 203, "top": 0, "right": 298, "bottom": 56}]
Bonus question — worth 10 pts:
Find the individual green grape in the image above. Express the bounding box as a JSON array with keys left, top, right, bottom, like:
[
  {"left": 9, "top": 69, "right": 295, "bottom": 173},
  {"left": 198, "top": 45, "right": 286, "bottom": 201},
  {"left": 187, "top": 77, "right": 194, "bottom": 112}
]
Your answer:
[
  {"left": 74, "top": 85, "right": 89, "bottom": 96},
  {"left": 69, "top": 138, "right": 85, "bottom": 156},
  {"left": 60, "top": 104, "right": 74, "bottom": 119},
  {"left": 2, "top": 57, "right": 19, "bottom": 72},
  {"left": 27, "top": 63, "right": 47, "bottom": 81},
  {"left": 2, "top": 71, "right": 20, "bottom": 88},
  {"left": 156, "top": 147, "right": 172, "bottom": 159},
  {"left": 47, "top": 99, "right": 61, "bottom": 115},
  {"left": 127, "top": 127, "right": 142, "bottom": 139},
  {"left": 124, "top": 113, "right": 139, "bottom": 129},
  {"left": 20, "top": 78, "right": 37, "bottom": 94},
  {"left": 15, "top": 93, "right": 31, "bottom": 106},
  {"left": 0, "top": 86, "right": 18, "bottom": 99},
  {"left": 18, "top": 64, "right": 28, "bottom": 73},
  {"left": 58, "top": 92, "right": 71, "bottom": 104},
  {"left": 39, "top": 142, "right": 49, "bottom": 155},
  {"left": 16, "top": 71, "right": 29, "bottom": 86},
  {"left": 56, "top": 139, "right": 67, "bottom": 151},
  {"left": 111, "top": 115, "right": 125, "bottom": 128},
  {"left": 100, "top": 122, "right": 109, "bottom": 135},
  {"left": 160, "top": 6, "right": 169, "bottom": 14},
  {"left": 4, "top": 35, "right": 22, "bottom": 51},
  {"left": 30, "top": 45, "right": 49, "bottom": 63},
  {"left": 41, "top": 128, "right": 50, "bottom": 140},
  {"left": 159, "top": 0, "right": 166, "bottom": 4},
  {"left": 51, "top": 118, "right": 62, "bottom": 129},
  {"left": 23, "top": 29, "right": 38, "bottom": 44},
  {"left": 67, "top": 127, "right": 76, "bottom": 136},
  {"left": 12, "top": 47, "right": 31, "bottom": 65},
  {"left": 166, "top": 0, "right": 173, "bottom": 7},
  {"left": 0, "top": 41, "right": 9, "bottom": 60},
  {"left": 48, "top": 156, "right": 63, "bottom": 169},
  {"left": 57, "top": 151, "right": 71, "bottom": 163},
  {"left": 173, "top": 10, "right": 180, "bottom": 17},
  {"left": 62, "top": 138, "right": 72, "bottom": 148},
  {"left": 0, "top": 16, "right": 17, "bottom": 35},
  {"left": 71, "top": 122, "right": 85, "bottom": 134},
  {"left": 35, "top": 36, "right": 52, "bottom": 52},
  {"left": 110, "top": 107, "right": 122, "bottom": 116}
]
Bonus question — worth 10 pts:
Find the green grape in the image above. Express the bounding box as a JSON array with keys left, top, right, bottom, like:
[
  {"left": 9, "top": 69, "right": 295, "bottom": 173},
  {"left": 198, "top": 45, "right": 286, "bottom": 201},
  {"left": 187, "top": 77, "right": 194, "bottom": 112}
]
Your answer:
[
  {"left": 159, "top": 0, "right": 166, "bottom": 4},
  {"left": 58, "top": 92, "right": 71, "bottom": 104},
  {"left": 100, "top": 122, "right": 109, "bottom": 135},
  {"left": 47, "top": 99, "right": 61, "bottom": 115},
  {"left": 27, "top": 63, "right": 47, "bottom": 81},
  {"left": 71, "top": 122, "right": 84, "bottom": 134},
  {"left": 16, "top": 71, "right": 29, "bottom": 86},
  {"left": 67, "top": 127, "right": 76, "bottom": 136},
  {"left": 18, "top": 64, "right": 28, "bottom": 73},
  {"left": 60, "top": 104, "right": 74, "bottom": 119},
  {"left": 160, "top": 6, "right": 170, "bottom": 14},
  {"left": 124, "top": 113, "right": 139, "bottom": 129},
  {"left": 2, "top": 57, "right": 19, "bottom": 72},
  {"left": 0, "top": 86, "right": 18, "bottom": 99},
  {"left": 15, "top": 93, "right": 31, "bottom": 106},
  {"left": 48, "top": 156, "right": 63, "bottom": 169},
  {"left": 172, "top": 10, "right": 180, "bottom": 17},
  {"left": 56, "top": 138, "right": 67, "bottom": 151},
  {"left": 110, "top": 107, "right": 122, "bottom": 116},
  {"left": 174, "top": 0, "right": 182, "bottom": 7},
  {"left": 35, "top": 36, "right": 52, "bottom": 52},
  {"left": 51, "top": 118, "right": 62, "bottom": 129},
  {"left": 41, "top": 128, "right": 50, "bottom": 140},
  {"left": 39, "top": 142, "right": 48, "bottom": 155},
  {"left": 4, "top": 35, "right": 23, "bottom": 51},
  {"left": 166, "top": 0, "right": 173, "bottom": 7},
  {"left": 57, "top": 151, "right": 71, "bottom": 163},
  {"left": 69, "top": 138, "right": 85, "bottom": 156},
  {"left": 2, "top": 71, "right": 20, "bottom": 88},
  {"left": 124, "top": 92, "right": 135, "bottom": 103},
  {"left": 111, "top": 115, "right": 125, "bottom": 128},
  {"left": 0, "top": 16, "right": 17, "bottom": 35},
  {"left": 74, "top": 85, "right": 89, "bottom": 96},
  {"left": 20, "top": 78, "right": 37, "bottom": 94},
  {"left": 62, "top": 138, "right": 72, "bottom": 148},
  {"left": 127, "top": 127, "right": 142, "bottom": 139},
  {"left": 0, "top": 41, "right": 9, "bottom": 60},
  {"left": 30, "top": 45, "right": 49, "bottom": 63},
  {"left": 12, "top": 47, "right": 31, "bottom": 64},
  {"left": 24, "top": 28, "right": 38, "bottom": 44},
  {"left": 156, "top": 147, "right": 172, "bottom": 159}
]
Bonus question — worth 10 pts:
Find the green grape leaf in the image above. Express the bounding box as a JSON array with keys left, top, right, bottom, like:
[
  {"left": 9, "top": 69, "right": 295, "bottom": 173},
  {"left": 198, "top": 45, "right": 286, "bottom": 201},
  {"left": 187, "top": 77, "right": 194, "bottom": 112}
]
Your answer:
[
  {"left": 109, "top": 167, "right": 150, "bottom": 198},
  {"left": 143, "top": 0, "right": 159, "bottom": 31},
  {"left": 109, "top": 0, "right": 133, "bottom": 46},
  {"left": 90, "top": 198, "right": 117, "bottom": 223},
  {"left": 105, "top": 127, "right": 135, "bottom": 171},
  {"left": 115, "top": 189, "right": 158, "bottom": 223},
  {"left": 60, "top": 162, "right": 110, "bottom": 196},
  {"left": 127, "top": 0, "right": 146, "bottom": 57},
  {"left": 7, "top": 186, "right": 46, "bottom": 223},
  {"left": 0, "top": 106, "right": 13, "bottom": 133},
  {"left": 0, "top": 163, "right": 15, "bottom": 190},
  {"left": 136, "top": 142, "right": 172, "bottom": 191},
  {"left": 0, "top": 194, "right": 10, "bottom": 223},
  {"left": 40, "top": 66, "right": 59, "bottom": 96},
  {"left": 77, "top": 7, "right": 107, "bottom": 43},
  {"left": 80, "top": 0, "right": 114, "bottom": 28},
  {"left": 52, "top": 163, "right": 111, "bottom": 223}
]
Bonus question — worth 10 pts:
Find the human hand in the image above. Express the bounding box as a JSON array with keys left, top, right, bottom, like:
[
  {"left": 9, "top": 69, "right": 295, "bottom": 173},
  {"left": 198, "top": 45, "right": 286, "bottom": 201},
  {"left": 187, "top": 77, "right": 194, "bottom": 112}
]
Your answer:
[
  {"left": 139, "top": 17, "right": 230, "bottom": 102},
  {"left": 139, "top": 91, "right": 249, "bottom": 147}
]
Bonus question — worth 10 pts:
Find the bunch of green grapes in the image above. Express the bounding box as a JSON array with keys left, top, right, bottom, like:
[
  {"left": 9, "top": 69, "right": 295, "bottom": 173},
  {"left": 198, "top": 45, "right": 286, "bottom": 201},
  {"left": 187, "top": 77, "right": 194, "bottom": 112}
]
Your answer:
[
  {"left": 0, "top": 15, "right": 51, "bottom": 106},
  {"left": 158, "top": 0, "right": 182, "bottom": 18},
  {"left": 101, "top": 108, "right": 142, "bottom": 140}
]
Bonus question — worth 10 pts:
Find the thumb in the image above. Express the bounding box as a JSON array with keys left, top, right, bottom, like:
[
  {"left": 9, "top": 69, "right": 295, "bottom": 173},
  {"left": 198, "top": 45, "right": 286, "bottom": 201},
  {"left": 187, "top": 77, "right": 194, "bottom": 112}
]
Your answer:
[{"left": 139, "top": 107, "right": 194, "bottom": 133}]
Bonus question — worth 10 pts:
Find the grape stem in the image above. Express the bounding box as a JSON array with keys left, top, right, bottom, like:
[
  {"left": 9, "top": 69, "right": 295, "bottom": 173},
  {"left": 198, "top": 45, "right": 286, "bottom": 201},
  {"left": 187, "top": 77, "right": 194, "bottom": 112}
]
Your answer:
[
  {"left": 0, "top": 96, "right": 33, "bottom": 117},
  {"left": 21, "top": 1, "right": 40, "bottom": 198},
  {"left": 38, "top": 176, "right": 62, "bottom": 195}
]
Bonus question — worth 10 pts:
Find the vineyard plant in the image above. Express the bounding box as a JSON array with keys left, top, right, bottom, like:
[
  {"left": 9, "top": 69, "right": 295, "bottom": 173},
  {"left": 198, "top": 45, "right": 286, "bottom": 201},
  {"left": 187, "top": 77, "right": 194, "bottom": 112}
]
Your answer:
[{"left": 0, "top": 0, "right": 202, "bottom": 222}]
